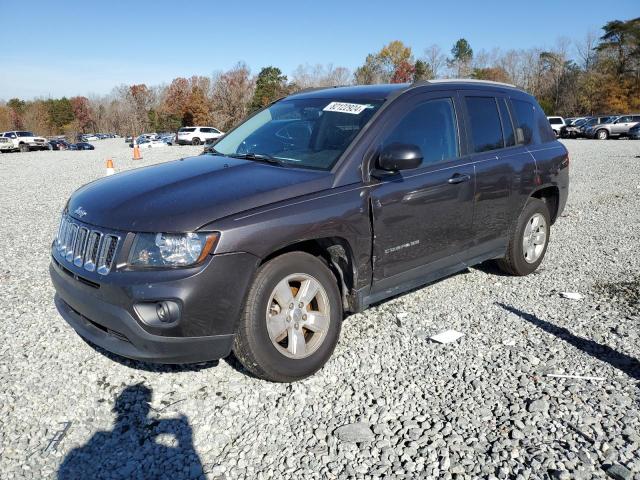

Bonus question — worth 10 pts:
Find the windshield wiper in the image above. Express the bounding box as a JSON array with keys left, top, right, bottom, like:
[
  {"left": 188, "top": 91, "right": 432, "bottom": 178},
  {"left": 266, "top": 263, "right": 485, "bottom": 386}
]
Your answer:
[
  {"left": 205, "top": 147, "right": 225, "bottom": 156},
  {"left": 227, "top": 152, "right": 285, "bottom": 166}
]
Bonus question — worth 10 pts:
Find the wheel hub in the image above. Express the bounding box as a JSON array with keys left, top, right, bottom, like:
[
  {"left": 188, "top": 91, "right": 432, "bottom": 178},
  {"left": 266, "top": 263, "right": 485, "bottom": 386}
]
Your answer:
[
  {"left": 522, "top": 212, "right": 547, "bottom": 264},
  {"left": 265, "top": 273, "right": 331, "bottom": 359}
]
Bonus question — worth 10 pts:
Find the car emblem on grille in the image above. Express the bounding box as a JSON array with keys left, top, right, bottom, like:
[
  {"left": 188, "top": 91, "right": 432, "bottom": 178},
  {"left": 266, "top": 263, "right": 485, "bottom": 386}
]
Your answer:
[{"left": 74, "top": 206, "right": 87, "bottom": 218}]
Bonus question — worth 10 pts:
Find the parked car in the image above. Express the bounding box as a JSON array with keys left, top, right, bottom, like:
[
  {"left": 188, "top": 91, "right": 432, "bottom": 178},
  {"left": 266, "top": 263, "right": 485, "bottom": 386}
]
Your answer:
[
  {"left": 0, "top": 136, "right": 17, "bottom": 152},
  {"left": 50, "top": 81, "right": 568, "bottom": 382},
  {"left": 137, "top": 139, "right": 167, "bottom": 149},
  {"left": 177, "top": 126, "right": 224, "bottom": 145},
  {"left": 2, "top": 130, "right": 49, "bottom": 151},
  {"left": 160, "top": 134, "right": 176, "bottom": 145},
  {"left": 585, "top": 114, "right": 640, "bottom": 139},
  {"left": 546, "top": 116, "right": 565, "bottom": 136},
  {"left": 561, "top": 117, "right": 590, "bottom": 138},
  {"left": 49, "top": 139, "right": 73, "bottom": 150},
  {"left": 629, "top": 123, "right": 640, "bottom": 140},
  {"left": 576, "top": 116, "right": 614, "bottom": 138},
  {"left": 71, "top": 142, "right": 95, "bottom": 150},
  {"left": 82, "top": 135, "right": 99, "bottom": 141}
]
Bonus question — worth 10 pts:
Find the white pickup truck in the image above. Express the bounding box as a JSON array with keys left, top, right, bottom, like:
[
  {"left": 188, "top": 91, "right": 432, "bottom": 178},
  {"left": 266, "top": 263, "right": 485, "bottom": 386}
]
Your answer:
[{"left": 2, "top": 130, "right": 49, "bottom": 152}]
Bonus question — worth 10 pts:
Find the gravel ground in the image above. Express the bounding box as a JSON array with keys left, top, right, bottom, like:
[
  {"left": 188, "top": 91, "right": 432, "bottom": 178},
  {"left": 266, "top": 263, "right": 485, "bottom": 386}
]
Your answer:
[{"left": 1, "top": 138, "right": 639, "bottom": 480}]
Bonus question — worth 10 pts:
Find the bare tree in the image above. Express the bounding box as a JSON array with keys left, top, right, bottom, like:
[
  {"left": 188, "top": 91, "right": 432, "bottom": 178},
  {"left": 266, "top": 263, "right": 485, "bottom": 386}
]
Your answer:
[
  {"left": 575, "top": 29, "right": 599, "bottom": 71},
  {"left": 292, "top": 64, "right": 351, "bottom": 90},
  {"left": 423, "top": 44, "right": 446, "bottom": 78},
  {"left": 211, "top": 62, "right": 255, "bottom": 131}
]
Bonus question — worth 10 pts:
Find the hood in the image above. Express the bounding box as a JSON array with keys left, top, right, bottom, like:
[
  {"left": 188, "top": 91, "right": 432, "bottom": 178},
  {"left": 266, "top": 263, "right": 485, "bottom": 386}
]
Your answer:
[{"left": 67, "top": 155, "right": 333, "bottom": 232}]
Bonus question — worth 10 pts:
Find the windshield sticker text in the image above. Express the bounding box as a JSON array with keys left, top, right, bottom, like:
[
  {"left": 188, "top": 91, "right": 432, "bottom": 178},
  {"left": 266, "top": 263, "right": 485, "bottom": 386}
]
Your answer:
[{"left": 323, "top": 102, "right": 370, "bottom": 115}]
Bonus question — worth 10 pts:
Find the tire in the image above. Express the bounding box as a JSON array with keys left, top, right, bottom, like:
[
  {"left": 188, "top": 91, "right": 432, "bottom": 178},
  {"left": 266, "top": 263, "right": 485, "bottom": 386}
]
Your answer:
[
  {"left": 191, "top": 137, "right": 201, "bottom": 146},
  {"left": 19, "top": 144, "right": 29, "bottom": 152},
  {"left": 233, "top": 252, "right": 342, "bottom": 382},
  {"left": 596, "top": 129, "right": 609, "bottom": 140},
  {"left": 496, "top": 197, "right": 551, "bottom": 276}
]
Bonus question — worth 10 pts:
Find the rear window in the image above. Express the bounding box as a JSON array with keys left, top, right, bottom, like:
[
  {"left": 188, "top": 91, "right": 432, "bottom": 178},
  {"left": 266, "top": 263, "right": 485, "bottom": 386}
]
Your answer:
[
  {"left": 548, "top": 118, "right": 563, "bottom": 125},
  {"left": 511, "top": 100, "right": 536, "bottom": 145},
  {"left": 465, "top": 96, "right": 504, "bottom": 153},
  {"left": 179, "top": 128, "right": 196, "bottom": 133}
]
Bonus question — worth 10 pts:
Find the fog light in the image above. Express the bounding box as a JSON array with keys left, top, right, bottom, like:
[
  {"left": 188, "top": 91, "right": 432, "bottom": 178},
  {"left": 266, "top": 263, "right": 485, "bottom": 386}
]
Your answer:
[{"left": 135, "top": 301, "right": 181, "bottom": 327}]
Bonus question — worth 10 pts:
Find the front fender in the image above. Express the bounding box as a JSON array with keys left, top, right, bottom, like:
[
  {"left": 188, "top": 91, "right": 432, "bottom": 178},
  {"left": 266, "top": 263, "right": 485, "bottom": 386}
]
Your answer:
[{"left": 205, "top": 184, "right": 373, "bottom": 291}]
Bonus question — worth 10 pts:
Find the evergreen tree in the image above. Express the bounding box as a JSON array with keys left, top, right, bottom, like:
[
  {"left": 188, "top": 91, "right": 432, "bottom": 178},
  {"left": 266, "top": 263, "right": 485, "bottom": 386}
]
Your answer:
[{"left": 250, "top": 67, "right": 287, "bottom": 111}]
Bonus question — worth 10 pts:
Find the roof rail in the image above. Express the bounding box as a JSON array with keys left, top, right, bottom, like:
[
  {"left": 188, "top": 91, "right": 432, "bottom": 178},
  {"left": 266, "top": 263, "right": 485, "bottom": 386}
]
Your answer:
[{"left": 413, "top": 78, "right": 517, "bottom": 89}]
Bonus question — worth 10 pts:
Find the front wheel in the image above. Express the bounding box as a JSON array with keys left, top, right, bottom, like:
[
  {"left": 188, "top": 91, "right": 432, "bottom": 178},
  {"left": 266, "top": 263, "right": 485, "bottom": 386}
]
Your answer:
[
  {"left": 496, "top": 197, "right": 551, "bottom": 276},
  {"left": 233, "top": 252, "right": 342, "bottom": 382}
]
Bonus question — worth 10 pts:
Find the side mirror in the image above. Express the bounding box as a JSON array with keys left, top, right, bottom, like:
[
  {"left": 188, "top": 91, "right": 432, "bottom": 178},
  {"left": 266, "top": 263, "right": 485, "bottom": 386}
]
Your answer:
[{"left": 377, "top": 143, "right": 423, "bottom": 173}]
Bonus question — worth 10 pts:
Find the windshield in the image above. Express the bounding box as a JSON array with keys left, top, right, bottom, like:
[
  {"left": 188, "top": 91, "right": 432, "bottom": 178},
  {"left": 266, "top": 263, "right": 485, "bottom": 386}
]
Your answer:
[
  {"left": 212, "top": 98, "right": 383, "bottom": 170},
  {"left": 17, "top": 131, "right": 35, "bottom": 137}
]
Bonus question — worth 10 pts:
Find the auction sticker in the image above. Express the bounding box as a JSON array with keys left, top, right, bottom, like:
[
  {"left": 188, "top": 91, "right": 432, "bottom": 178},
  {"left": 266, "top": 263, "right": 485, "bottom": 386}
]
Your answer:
[{"left": 323, "top": 102, "right": 370, "bottom": 115}]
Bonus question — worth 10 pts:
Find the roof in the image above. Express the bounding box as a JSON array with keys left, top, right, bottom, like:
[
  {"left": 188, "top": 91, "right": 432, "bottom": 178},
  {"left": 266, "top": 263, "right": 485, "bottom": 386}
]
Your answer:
[
  {"left": 288, "top": 84, "right": 408, "bottom": 101},
  {"left": 287, "top": 79, "right": 522, "bottom": 102}
]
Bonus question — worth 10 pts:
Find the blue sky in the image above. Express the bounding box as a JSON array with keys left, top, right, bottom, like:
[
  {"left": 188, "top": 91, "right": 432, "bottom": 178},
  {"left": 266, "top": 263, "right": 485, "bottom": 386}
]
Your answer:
[{"left": 1, "top": 0, "right": 638, "bottom": 99}]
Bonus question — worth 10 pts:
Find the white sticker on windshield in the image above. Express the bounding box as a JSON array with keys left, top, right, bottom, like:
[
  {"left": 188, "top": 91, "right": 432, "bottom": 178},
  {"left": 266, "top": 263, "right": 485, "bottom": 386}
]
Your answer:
[{"left": 323, "top": 102, "right": 369, "bottom": 115}]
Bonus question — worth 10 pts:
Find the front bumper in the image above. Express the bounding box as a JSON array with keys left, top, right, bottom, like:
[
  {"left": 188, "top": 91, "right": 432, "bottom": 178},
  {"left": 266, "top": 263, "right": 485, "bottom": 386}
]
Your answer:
[{"left": 50, "top": 249, "right": 260, "bottom": 364}]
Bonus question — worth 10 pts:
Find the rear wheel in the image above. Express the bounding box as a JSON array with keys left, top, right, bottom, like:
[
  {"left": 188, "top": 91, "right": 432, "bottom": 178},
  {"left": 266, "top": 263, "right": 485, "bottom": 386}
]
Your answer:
[
  {"left": 596, "top": 129, "right": 609, "bottom": 140},
  {"left": 497, "top": 198, "right": 551, "bottom": 276},
  {"left": 233, "top": 252, "right": 342, "bottom": 382},
  {"left": 191, "top": 137, "right": 201, "bottom": 146}
]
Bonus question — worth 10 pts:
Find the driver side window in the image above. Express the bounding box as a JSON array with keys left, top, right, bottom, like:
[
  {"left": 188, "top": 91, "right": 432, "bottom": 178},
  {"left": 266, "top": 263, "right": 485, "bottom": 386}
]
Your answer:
[{"left": 382, "top": 98, "right": 459, "bottom": 167}]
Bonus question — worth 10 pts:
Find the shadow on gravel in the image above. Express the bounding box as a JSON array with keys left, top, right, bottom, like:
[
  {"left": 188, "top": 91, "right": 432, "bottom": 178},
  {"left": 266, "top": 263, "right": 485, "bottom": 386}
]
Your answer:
[
  {"left": 497, "top": 303, "right": 640, "bottom": 382},
  {"left": 82, "top": 338, "right": 219, "bottom": 373},
  {"left": 58, "top": 384, "right": 204, "bottom": 480}
]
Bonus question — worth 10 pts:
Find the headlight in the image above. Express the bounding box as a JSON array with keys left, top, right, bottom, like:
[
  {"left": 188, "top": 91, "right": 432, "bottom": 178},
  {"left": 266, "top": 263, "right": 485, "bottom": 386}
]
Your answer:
[{"left": 129, "top": 232, "right": 219, "bottom": 267}]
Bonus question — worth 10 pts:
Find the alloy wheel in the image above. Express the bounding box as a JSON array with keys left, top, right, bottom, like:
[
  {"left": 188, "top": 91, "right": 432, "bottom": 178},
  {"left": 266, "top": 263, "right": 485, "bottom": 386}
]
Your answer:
[
  {"left": 265, "top": 273, "right": 330, "bottom": 359},
  {"left": 522, "top": 213, "right": 547, "bottom": 263}
]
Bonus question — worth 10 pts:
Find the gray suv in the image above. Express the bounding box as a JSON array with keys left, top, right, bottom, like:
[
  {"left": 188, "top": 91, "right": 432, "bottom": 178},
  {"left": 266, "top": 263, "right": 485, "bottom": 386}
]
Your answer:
[
  {"left": 50, "top": 81, "right": 569, "bottom": 382},
  {"left": 585, "top": 114, "right": 640, "bottom": 139}
]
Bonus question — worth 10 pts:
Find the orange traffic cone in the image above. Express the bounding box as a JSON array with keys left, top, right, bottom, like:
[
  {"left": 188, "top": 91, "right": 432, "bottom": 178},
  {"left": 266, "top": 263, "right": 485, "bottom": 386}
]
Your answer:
[
  {"left": 133, "top": 143, "right": 142, "bottom": 160},
  {"left": 106, "top": 158, "right": 115, "bottom": 176}
]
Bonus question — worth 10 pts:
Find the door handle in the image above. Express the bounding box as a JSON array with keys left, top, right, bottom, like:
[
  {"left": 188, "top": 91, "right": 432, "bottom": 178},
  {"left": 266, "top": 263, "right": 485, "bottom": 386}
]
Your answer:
[{"left": 448, "top": 173, "right": 471, "bottom": 184}]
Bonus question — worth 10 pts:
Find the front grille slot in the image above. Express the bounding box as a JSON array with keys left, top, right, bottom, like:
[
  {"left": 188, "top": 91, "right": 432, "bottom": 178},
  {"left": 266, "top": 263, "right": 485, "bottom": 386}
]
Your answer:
[
  {"left": 84, "top": 231, "right": 102, "bottom": 272},
  {"left": 73, "top": 228, "right": 89, "bottom": 266},
  {"left": 97, "top": 235, "right": 118, "bottom": 275},
  {"left": 55, "top": 215, "right": 120, "bottom": 276},
  {"left": 65, "top": 224, "right": 79, "bottom": 262}
]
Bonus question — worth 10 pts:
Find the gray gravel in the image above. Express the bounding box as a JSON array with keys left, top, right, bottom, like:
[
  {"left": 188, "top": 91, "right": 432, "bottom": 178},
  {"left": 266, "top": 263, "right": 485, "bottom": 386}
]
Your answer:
[{"left": 0, "top": 138, "right": 639, "bottom": 479}]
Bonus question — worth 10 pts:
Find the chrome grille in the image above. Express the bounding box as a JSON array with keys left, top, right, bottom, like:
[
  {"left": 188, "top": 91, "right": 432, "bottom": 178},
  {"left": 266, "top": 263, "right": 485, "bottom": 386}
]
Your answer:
[{"left": 54, "top": 216, "right": 120, "bottom": 275}]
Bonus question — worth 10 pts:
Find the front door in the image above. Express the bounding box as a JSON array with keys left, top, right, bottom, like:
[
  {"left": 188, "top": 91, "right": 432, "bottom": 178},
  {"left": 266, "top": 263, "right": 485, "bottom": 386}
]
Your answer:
[
  {"left": 368, "top": 92, "right": 474, "bottom": 291},
  {"left": 611, "top": 115, "right": 633, "bottom": 135}
]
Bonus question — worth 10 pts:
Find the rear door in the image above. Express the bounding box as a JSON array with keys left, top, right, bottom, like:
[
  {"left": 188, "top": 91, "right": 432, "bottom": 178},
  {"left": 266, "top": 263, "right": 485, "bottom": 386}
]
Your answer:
[
  {"left": 460, "top": 92, "right": 515, "bottom": 260},
  {"left": 369, "top": 90, "right": 474, "bottom": 287}
]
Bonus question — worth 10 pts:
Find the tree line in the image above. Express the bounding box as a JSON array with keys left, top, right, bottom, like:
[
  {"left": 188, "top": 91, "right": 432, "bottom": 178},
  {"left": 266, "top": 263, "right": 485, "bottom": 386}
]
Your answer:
[{"left": 0, "top": 17, "right": 637, "bottom": 137}]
